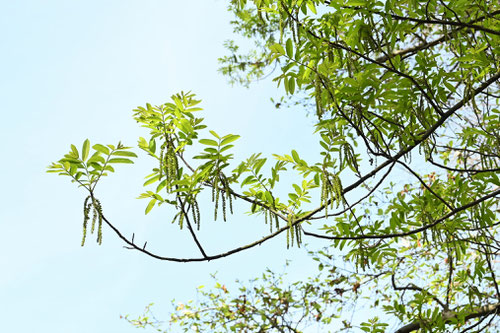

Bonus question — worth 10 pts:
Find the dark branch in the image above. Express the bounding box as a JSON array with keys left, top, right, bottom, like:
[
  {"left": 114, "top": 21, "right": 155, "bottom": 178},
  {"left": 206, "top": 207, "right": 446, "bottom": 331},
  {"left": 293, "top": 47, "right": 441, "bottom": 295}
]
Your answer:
[
  {"left": 303, "top": 187, "right": 500, "bottom": 241},
  {"left": 394, "top": 303, "right": 500, "bottom": 333}
]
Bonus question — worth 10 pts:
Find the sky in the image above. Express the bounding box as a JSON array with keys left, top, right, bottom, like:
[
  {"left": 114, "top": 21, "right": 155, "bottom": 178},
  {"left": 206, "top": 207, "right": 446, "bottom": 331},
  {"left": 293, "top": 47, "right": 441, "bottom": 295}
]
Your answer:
[{"left": 0, "top": 1, "right": 326, "bottom": 332}]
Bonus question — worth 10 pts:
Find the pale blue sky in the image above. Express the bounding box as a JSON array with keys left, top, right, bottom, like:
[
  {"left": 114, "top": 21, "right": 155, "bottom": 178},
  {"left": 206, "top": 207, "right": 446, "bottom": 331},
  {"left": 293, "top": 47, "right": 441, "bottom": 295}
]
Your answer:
[{"left": 0, "top": 1, "right": 325, "bottom": 332}]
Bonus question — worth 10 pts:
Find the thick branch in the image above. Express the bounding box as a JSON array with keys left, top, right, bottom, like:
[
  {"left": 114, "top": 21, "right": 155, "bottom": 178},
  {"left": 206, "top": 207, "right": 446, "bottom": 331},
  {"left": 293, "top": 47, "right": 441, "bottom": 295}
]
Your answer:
[
  {"left": 374, "top": 10, "right": 500, "bottom": 63},
  {"left": 303, "top": 187, "right": 500, "bottom": 241},
  {"left": 394, "top": 303, "right": 500, "bottom": 333},
  {"left": 376, "top": 11, "right": 500, "bottom": 37}
]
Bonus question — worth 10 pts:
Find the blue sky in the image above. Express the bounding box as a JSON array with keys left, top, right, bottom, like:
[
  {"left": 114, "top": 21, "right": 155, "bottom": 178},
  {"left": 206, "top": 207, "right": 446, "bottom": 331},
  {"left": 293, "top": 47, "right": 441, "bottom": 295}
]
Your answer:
[{"left": 0, "top": 1, "right": 325, "bottom": 332}]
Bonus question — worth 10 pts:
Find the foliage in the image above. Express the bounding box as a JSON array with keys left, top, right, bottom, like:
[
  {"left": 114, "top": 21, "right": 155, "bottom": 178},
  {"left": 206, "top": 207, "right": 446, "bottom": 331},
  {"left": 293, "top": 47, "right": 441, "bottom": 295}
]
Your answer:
[
  {"left": 49, "top": 0, "right": 500, "bottom": 331},
  {"left": 125, "top": 252, "right": 387, "bottom": 332}
]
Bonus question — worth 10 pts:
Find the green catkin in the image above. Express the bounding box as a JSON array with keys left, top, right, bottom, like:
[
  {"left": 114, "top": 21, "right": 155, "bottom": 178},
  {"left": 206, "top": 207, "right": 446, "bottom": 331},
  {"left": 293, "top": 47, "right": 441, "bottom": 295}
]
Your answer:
[
  {"left": 286, "top": 229, "right": 290, "bottom": 249},
  {"left": 82, "top": 198, "right": 104, "bottom": 245},
  {"left": 321, "top": 170, "right": 328, "bottom": 217},
  {"left": 179, "top": 212, "right": 184, "bottom": 229},
  {"left": 269, "top": 211, "right": 273, "bottom": 233},
  {"left": 91, "top": 205, "right": 98, "bottom": 234},
  {"left": 287, "top": 214, "right": 295, "bottom": 248},
  {"left": 333, "top": 174, "right": 343, "bottom": 207},
  {"left": 295, "top": 224, "right": 301, "bottom": 248},
  {"left": 165, "top": 146, "right": 171, "bottom": 191},
  {"left": 275, "top": 213, "right": 279, "bottom": 231},
  {"left": 221, "top": 193, "right": 227, "bottom": 222},
  {"left": 97, "top": 216, "right": 102, "bottom": 245},
  {"left": 164, "top": 139, "right": 178, "bottom": 193},
  {"left": 195, "top": 201, "right": 201, "bottom": 229},
  {"left": 214, "top": 188, "right": 220, "bottom": 221},
  {"left": 191, "top": 202, "right": 197, "bottom": 228},
  {"left": 212, "top": 175, "right": 218, "bottom": 202},
  {"left": 295, "top": 8, "right": 300, "bottom": 43},
  {"left": 81, "top": 196, "right": 91, "bottom": 246},
  {"left": 330, "top": 185, "right": 336, "bottom": 209},
  {"left": 315, "top": 75, "right": 323, "bottom": 118},
  {"left": 159, "top": 145, "right": 164, "bottom": 180},
  {"left": 223, "top": 177, "right": 233, "bottom": 215}
]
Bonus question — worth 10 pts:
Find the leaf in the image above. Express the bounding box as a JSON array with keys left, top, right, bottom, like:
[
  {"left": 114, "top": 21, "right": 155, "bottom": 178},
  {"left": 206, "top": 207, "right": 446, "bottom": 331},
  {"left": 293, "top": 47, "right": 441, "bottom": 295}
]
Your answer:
[
  {"left": 144, "top": 175, "right": 161, "bottom": 186},
  {"left": 204, "top": 147, "right": 218, "bottom": 154},
  {"left": 199, "top": 139, "right": 219, "bottom": 146},
  {"left": 241, "top": 175, "right": 256, "bottom": 187},
  {"left": 288, "top": 77, "right": 295, "bottom": 94},
  {"left": 291, "top": 150, "right": 300, "bottom": 164},
  {"left": 108, "top": 158, "right": 134, "bottom": 164},
  {"left": 303, "top": 60, "right": 315, "bottom": 79},
  {"left": 149, "top": 139, "right": 156, "bottom": 154},
  {"left": 112, "top": 151, "right": 138, "bottom": 158},
  {"left": 221, "top": 134, "right": 240, "bottom": 146},
  {"left": 82, "top": 139, "right": 90, "bottom": 161},
  {"left": 270, "top": 43, "right": 286, "bottom": 55},
  {"left": 93, "top": 144, "right": 110, "bottom": 155},
  {"left": 254, "top": 158, "right": 267, "bottom": 174},
  {"left": 307, "top": 1, "right": 317, "bottom": 14},
  {"left": 104, "top": 165, "right": 115, "bottom": 172},
  {"left": 70, "top": 145, "right": 79, "bottom": 159},
  {"left": 219, "top": 145, "right": 234, "bottom": 153},
  {"left": 145, "top": 199, "right": 157, "bottom": 214},
  {"left": 209, "top": 130, "right": 221, "bottom": 139},
  {"left": 88, "top": 154, "right": 105, "bottom": 164},
  {"left": 286, "top": 38, "right": 293, "bottom": 58}
]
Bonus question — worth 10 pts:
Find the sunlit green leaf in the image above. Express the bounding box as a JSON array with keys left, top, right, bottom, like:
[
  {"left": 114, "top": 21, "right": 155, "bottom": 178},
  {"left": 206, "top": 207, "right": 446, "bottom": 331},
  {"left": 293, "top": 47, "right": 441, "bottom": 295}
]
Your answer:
[
  {"left": 82, "top": 139, "right": 90, "bottom": 162},
  {"left": 145, "top": 199, "right": 156, "bottom": 214},
  {"left": 112, "top": 151, "right": 138, "bottom": 158},
  {"left": 220, "top": 135, "right": 240, "bottom": 146},
  {"left": 93, "top": 144, "right": 110, "bottom": 155},
  {"left": 199, "top": 139, "right": 218, "bottom": 146},
  {"left": 108, "top": 158, "right": 134, "bottom": 164}
]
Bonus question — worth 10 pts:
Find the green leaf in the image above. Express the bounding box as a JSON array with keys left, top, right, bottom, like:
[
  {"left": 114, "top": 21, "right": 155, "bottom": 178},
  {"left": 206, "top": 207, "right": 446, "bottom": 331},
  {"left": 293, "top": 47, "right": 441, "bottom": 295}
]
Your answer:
[
  {"left": 70, "top": 144, "right": 79, "bottom": 159},
  {"left": 149, "top": 139, "right": 156, "bottom": 154},
  {"left": 291, "top": 150, "right": 300, "bottom": 164},
  {"left": 219, "top": 145, "right": 234, "bottom": 153},
  {"left": 199, "top": 139, "right": 219, "bottom": 146},
  {"left": 108, "top": 158, "right": 134, "bottom": 164},
  {"left": 145, "top": 199, "right": 157, "bottom": 214},
  {"left": 112, "top": 151, "right": 138, "bottom": 158},
  {"left": 209, "top": 130, "right": 220, "bottom": 139},
  {"left": 254, "top": 158, "right": 267, "bottom": 174},
  {"left": 82, "top": 139, "right": 90, "bottom": 162},
  {"left": 288, "top": 77, "right": 295, "bottom": 94},
  {"left": 93, "top": 144, "right": 110, "bottom": 155},
  {"left": 104, "top": 165, "right": 115, "bottom": 172},
  {"left": 270, "top": 43, "right": 286, "bottom": 55},
  {"left": 221, "top": 135, "right": 240, "bottom": 146},
  {"left": 306, "top": 1, "right": 317, "bottom": 14},
  {"left": 144, "top": 175, "right": 161, "bottom": 186},
  {"left": 88, "top": 153, "right": 105, "bottom": 164},
  {"left": 285, "top": 38, "right": 293, "bottom": 58}
]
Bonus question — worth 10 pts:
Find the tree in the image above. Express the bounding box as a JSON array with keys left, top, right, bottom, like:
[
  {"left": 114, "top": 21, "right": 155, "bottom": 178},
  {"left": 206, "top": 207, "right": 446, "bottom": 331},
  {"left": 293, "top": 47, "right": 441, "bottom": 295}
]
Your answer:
[{"left": 48, "top": 0, "right": 500, "bottom": 331}]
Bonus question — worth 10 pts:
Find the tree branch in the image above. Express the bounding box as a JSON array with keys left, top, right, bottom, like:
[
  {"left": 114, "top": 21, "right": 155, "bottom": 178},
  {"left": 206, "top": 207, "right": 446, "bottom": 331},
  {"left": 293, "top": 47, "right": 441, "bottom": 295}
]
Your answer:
[
  {"left": 303, "top": 187, "right": 500, "bottom": 241},
  {"left": 394, "top": 303, "right": 500, "bottom": 333}
]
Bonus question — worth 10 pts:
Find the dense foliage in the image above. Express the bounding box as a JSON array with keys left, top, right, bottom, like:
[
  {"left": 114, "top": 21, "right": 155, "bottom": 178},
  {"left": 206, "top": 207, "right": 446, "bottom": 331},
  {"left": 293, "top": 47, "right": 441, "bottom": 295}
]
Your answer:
[{"left": 49, "top": 0, "right": 500, "bottom": 331}]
